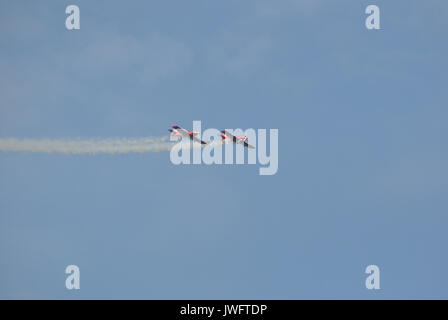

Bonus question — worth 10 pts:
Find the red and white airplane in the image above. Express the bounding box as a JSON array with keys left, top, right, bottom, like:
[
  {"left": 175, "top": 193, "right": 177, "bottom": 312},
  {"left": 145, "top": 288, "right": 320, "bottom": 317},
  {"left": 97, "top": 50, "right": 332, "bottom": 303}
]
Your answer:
[
  {"left": 168, "top": 125, "right": 207, "bottom": 145},
  {"left": 220, "top": 130, "right": 256, "bottom": 149}
]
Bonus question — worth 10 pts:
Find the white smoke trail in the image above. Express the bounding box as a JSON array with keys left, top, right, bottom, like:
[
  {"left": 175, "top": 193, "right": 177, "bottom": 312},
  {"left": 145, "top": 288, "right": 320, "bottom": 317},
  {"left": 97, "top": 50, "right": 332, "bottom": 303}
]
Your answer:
[{"left": 0, "top": 137, "right": 176, "bottom": 154}]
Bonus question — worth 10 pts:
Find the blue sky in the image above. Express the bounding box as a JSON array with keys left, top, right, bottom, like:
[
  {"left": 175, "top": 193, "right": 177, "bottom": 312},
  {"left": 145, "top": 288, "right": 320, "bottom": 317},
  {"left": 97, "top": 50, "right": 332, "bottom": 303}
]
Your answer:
[{"left": 1, "top": 0, "right": 447, "bottom": 299}]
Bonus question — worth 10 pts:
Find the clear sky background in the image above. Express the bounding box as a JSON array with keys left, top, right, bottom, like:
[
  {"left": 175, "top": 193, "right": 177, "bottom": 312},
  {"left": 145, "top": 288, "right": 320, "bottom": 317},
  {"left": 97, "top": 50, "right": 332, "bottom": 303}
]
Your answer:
[{"left": 1, "top": 0, "right": 447, "bottom": 299}]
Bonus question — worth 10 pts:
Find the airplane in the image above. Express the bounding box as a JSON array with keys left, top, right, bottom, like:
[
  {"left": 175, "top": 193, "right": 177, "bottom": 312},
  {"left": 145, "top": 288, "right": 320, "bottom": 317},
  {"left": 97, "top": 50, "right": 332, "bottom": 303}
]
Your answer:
[
  {"left": 168, "top": 125, "right": 207, "bottom": 145},
  {"left": 220, "top": 130, "right": 256, "bottom": 149}
]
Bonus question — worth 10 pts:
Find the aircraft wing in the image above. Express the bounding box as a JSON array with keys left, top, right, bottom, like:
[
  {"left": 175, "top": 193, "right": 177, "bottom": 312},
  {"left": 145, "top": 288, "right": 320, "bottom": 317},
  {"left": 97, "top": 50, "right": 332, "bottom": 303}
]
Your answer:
[
  {"left": 172, "top": 126, "right": 190, "bottom": 137},
  {"left": 192, "top": 136, "right": 207, "bottom": 145},
  {"left": 243, "top": 141, "right": 256, "bottom": 149},
  {"left": 172, "top": 126, "right": 207, "bottom": 144},
  {"left": 221, "top": 130, "right": 238, "bottom": 143},
  {"left": 222, "top": 130, "right": 255, "bottom": 149}
]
